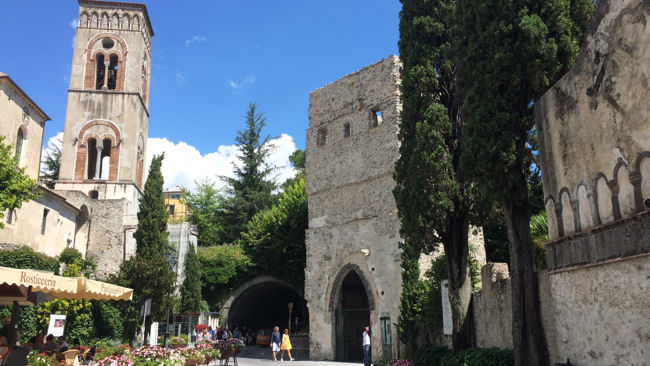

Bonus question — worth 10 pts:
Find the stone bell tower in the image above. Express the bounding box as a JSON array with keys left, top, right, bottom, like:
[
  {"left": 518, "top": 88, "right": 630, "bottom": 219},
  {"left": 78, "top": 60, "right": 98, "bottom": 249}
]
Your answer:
[{"left": 55, "top": 0, "right": 154, "bottom": 276}]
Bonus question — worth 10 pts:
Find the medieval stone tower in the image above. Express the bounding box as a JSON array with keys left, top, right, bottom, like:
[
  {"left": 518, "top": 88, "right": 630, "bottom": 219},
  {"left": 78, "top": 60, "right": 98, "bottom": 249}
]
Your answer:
[
  {"left": 55, "top": 0, "right": 153, "bottom": 276},
  {"left": 305, "top": 56, "right": 402, "bottom": 362}
]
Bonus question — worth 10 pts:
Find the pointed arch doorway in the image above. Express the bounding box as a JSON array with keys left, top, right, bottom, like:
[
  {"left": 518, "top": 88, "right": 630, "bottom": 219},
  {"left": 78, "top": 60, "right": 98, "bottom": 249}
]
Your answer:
[{"left": 334, "top": 270, "right": 370, "bottom": 361}]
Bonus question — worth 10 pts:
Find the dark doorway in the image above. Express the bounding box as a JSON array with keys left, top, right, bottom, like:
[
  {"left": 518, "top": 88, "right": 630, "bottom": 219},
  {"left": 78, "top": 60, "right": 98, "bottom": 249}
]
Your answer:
[
  {"left": 228, "top": 282, "right": 308, "bottom": 336},
  {"left": 335, "top": 271, "right": 370, "bottom": 361}
]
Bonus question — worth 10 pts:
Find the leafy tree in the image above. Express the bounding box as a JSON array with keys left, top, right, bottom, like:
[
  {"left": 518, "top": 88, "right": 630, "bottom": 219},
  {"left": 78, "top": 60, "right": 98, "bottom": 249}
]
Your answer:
[
  {"left": 280, "top": 149, "right": 305, "bottom": 191},
  {"left": 395, "top": 0, "right": 480, "bottom": 352},
  {"left": 198, "top": 244, "right": 251, "bottom": 308},
  {"left": 180, "top": 243, "right": 203, "bottom": 313},
  {"left": 0, "top": 136, "right": 39, "bottom": 228},
  {"left": 289, "top": 150, "right": 305, "bottom": 170},
  {"left": 221, "top": 103, "right": 277, "bottom": 243},
  {"left": 455, "top": 0, "right": 593, "bottom": 363},
  {"left": 240, "top": 176, "right": 307, "bottom": 286},
  {"left": 183, "top": 178, "right": 225, "bottom": 246},
  {"left": 40, "top": 136, "right": 62, "bottom": 189}
]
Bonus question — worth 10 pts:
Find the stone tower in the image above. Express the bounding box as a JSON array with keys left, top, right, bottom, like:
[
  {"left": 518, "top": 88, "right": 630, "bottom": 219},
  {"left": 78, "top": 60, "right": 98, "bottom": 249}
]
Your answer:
[
  {"left": 55, "top": 0, "right": 153, "bottom": 276},
  {"left": 305, "top": 56, "right": 402, "bottom": 361}
]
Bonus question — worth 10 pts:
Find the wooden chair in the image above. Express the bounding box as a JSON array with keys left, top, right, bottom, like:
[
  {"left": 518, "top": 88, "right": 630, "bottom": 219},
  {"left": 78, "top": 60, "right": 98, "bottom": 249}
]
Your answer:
[{"left": 62, "top": 350, "right": 79, "bottom": 366}]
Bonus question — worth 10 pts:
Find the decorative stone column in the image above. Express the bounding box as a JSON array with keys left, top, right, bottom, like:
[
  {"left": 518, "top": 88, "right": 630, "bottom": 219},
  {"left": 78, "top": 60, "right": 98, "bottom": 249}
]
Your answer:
[{"left": 94, "top": 146, "right": 103, "bottom": 179}]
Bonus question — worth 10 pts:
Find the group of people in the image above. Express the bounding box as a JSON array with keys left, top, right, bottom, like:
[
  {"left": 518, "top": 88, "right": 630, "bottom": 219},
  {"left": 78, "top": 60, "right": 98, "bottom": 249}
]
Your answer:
[
  {"left": 20, "top": 333, "right": 81, "bottom": 354},
  {"left": 270, "top": 326, "right": 293, "bottom": 362},
  {"left": 196, "top": 326, "right": 252, "bottom": 343}
]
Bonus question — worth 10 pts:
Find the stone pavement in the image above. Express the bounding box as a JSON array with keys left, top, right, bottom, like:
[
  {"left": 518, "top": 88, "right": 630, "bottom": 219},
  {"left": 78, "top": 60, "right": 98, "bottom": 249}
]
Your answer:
[{"left": 232, "top": 346, "right": 363, "bottom": 366}]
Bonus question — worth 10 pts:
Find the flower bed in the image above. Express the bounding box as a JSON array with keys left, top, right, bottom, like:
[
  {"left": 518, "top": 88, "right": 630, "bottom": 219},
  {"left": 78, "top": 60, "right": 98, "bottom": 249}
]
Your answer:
[
  {"left": 92, "top": 343, "right": 221, "bottom": 366},
  {"left": 27, "top": 351, "right": 57, "bottom": 366}
]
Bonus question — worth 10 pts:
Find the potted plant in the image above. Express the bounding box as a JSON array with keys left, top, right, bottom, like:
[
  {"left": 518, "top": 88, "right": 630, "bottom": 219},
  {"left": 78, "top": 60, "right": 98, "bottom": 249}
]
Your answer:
[{"left": 169, "top": 336, "right": 187, "bottom": 349}]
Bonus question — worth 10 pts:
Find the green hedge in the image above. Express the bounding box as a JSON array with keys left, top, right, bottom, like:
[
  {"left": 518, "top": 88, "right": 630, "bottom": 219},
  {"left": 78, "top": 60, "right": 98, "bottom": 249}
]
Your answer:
[{"left": 413, "top": 345, "right": 514, "bottom": 366}]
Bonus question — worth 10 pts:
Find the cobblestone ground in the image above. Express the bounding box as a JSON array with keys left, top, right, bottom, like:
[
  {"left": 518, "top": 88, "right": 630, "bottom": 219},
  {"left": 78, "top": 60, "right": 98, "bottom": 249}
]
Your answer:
[{"left": 232, "top": 346, "right": 363, "bottom": 366}]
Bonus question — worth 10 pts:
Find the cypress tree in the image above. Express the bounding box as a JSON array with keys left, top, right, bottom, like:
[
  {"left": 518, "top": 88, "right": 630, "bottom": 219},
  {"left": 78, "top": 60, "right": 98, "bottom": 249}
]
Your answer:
[
  {"left": 395, "top": 0, "right": 479, "bottom": 352},
  {"left": 455, "top": 0, "right": 593, "bottom": 364},
  {"left": 128, "top": 154, "right": 175, "bottom": 340},
  {"left": 134, "top": 154, "right": 170, "bottom": 258},
  {"left": 180, "top": 243, "right": 202, "bottom": 313},
  {"left": 221, "top": 102, "right": 277, "bottom": 243}
]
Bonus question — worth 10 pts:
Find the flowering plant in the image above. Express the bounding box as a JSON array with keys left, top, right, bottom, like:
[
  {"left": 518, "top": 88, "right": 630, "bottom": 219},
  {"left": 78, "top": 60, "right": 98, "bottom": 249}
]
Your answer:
[
  {"left": 215, "top": 338, "right": 245, "bottom": 351},
  {"left": 194, "top": 340, "right": 216, "bottom": 350},
  {"left": 387, "top": 359, "right": 414, "bottom": 366},
  {"left": 94, "top": 354, "right": 134, "bottom": 366},
  {"left": 169, "top": 336, "right": 187, "bottom": 345},
  {"left": 130, "top": 345, "right": 169, "bottom": 360},
  {"left": 116, "top": 345, "right": 133, "bottom": 354},
  {"left": 27, "top": 351, "right": 57, "bottom": 366}
]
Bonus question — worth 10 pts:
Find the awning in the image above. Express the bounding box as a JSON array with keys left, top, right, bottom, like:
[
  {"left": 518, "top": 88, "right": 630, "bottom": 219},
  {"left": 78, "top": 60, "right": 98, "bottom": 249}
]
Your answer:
[
  {"left": 59, "top": 278, "right": 133, "bottom": 301},
  {"left": 0, "top": 266, "right": 77, "bottom": 296}
]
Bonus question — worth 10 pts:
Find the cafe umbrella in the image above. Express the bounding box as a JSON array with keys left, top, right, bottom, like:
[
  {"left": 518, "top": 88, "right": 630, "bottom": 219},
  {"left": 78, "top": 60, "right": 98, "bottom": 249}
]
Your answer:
[{"left": 0, "top": 265, "right": 133, "bottom": 347}]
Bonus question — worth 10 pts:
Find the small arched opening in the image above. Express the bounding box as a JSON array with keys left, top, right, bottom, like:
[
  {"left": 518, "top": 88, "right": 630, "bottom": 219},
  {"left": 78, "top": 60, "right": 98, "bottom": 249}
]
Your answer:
[
  {"left": 87, "top": 138, "right": 98, "bottom": 179},
  {"left": 15, "top": 128, "right": 25, "bottom": 166},
  {"left": 100, "top": 138, "right": 112, "bottom": 180}
]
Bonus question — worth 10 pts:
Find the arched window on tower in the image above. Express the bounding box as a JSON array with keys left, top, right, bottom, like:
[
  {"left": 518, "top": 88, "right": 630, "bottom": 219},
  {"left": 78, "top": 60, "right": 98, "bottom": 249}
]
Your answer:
[
  {"left": 15, "top": 128, "right": 24, "bottom": 166},
  {"left": 87, "top": 138, "right": 98, "bottom": 179},
  {"left": 100, "top": 138, "right": 112, "bottom": 180},
  {"left": 95, "top": 54, "right": 106, "bottom": 90},
  {"left": 107, "top": 55, "right": 118, "bottom": 90}
]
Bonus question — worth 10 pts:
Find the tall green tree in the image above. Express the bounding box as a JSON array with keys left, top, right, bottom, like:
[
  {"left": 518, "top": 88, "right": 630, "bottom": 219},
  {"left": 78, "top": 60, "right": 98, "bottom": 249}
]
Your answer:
[
  {"left": 134, "top": 154, "right": 171, "bottom": 258},
  {"left": 40, "top": 136, "right": 62, "bottom": 189},
  {"left": 180, "top": 243, "right": 203, "bottom": 312},
  {"left": 240, "top": 176, "right": 307, "bottom": 286},
  {"left": 395, "top": 0, "right": 479, "bottom": 352},
  {"left": 198, "top": 244, "right": 252, "bottom": 308},
  {"left": 183, "top": 178, "right": 225, "bottom": 246},
  {"left": 0, "top": 136, "right": 39, "bottom": 228},
  {"left": 455, "top": 0, "right": 593, "bottom": 363},
  {"left": 221, "top": 102, "right": 277, "bottom": 243},
  {"left": 121, "top": 154, "right": 175, "bottom": 341}
]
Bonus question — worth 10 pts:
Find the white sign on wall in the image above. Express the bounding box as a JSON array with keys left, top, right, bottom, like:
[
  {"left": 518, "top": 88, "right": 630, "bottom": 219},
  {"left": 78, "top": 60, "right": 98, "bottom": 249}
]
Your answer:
[
  {"left": 47, "top": 314, "right": 67, "bottom": 337},
  {"left": 441, "top": 280, "right": 453, "bottom": 335}
]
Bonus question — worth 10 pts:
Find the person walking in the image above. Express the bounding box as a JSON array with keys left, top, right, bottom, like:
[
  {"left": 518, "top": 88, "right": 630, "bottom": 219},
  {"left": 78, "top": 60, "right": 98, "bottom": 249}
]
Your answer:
[
  {"left": 270, "top": 326, "right": 281, "bottom": 361},
  {"left": 280, "top": 328, "right": 294, "bottom": 361},
  {"left": 362, "top": 326, "right": 371, "bottom": 366}
]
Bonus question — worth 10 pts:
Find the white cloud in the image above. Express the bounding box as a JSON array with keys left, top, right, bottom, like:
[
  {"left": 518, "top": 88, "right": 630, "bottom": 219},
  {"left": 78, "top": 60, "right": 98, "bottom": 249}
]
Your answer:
[
  {"left": 228, "top": 75, "right": 256, "bottom": 93},
  {"left": 41, "top": 132, "right": 64, "bottom": 174},
  {"left": 185, "top": 36, "right": 207, "bottom": 47},
  {"left": 69, "top": 18, "right": 78, "bottom": 29},
  {"left": 175, "top": 72, "right": 186, "bottom": 85},
  {"left": 145, "top": 134, "right": 298, "bottom": 192}
]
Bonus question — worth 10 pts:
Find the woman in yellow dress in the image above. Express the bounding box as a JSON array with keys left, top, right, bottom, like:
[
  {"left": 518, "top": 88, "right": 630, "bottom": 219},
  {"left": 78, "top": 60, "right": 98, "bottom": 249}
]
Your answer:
[{"left": 280, "top": 328, "right": 294, "bottom": 361}]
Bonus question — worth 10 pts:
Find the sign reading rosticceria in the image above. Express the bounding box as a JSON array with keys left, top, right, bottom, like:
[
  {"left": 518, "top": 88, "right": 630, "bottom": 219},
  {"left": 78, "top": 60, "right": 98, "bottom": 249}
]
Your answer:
[{"left": 0, "top": 266, "right": 77, "bottom": 295}]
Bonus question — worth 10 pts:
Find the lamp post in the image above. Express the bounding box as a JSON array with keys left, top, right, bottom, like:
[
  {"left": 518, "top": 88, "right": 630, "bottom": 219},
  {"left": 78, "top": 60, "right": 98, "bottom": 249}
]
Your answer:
[{"left": 287, "top": 302, "right": 293, "bottom": 334}]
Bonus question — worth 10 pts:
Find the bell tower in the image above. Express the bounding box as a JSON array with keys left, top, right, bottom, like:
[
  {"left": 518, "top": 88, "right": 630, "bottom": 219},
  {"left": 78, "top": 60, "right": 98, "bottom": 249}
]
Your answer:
[{"left": 55, "top": 0, "right": 154, "bottom": 276}]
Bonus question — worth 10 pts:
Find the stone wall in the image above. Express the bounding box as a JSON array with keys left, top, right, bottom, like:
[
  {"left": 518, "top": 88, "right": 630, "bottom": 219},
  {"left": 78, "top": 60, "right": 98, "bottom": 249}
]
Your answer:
[
  {"left": 305, "top": 56, "right": 402, "bottom": 361},
  {"left": 533, "top": 1, "right": 650, "bottom": 364},
  {"left": 535, "top": 0, "right": 650, "bottom": 243},
  {"left": 56, "top": 190, "right": 133, "bottom": 276}
]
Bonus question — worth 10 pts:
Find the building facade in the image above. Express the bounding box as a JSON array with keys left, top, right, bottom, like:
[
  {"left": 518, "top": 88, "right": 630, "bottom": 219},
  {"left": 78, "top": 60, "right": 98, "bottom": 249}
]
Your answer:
[
  {"left": 0, "top": 73, "right": 83, "bottom": 258},
  {"left": 165, "top": 190, "right": 189, "bottom": 223},
  {"left": 305, "top": 56, "right": 402, "bottom": 361},
  {"left": 55, "top": 0, "right": 154, "bottom": 275}
]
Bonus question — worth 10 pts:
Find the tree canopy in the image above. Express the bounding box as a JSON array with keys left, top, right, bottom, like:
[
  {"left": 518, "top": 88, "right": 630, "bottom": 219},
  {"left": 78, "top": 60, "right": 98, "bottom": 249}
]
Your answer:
[
  {"left": 0, "top": 136, "right": 39, "bottom": 228},
  {"left": 180, "top": 243, "right": 203, "bottom": 313},
  {"left": 184, "top": 178, "right": 225, "bottom": 246},
  {"left": 40, "top": 136, "right": 62, "bottom": 189},
  {"left": 455, "top": 0, "right": 593, "bottom": 363},
  {"left": 240, "top": 176, "right": 307, "bottom": 286},
  {"left": 220, "top": 102, "right": 277, "bottom": 243}
]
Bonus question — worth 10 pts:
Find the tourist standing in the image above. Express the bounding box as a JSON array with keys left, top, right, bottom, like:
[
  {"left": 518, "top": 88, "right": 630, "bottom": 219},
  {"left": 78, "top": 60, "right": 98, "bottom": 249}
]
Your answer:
[
  {"left": 270, "top": 326, "right": 281, "bottom": 361},
  {"left": 362, "top": 326, "right": 371, "bottom": 366},
  {"left": 280, "top": 328, "right": 294, "bottom": 361}
]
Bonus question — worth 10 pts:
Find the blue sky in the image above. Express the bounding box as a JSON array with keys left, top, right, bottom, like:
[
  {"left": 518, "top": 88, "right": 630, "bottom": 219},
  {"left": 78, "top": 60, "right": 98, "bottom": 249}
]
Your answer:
[{"left": 0, "top": 1, "right": 401, "bottom": 189}]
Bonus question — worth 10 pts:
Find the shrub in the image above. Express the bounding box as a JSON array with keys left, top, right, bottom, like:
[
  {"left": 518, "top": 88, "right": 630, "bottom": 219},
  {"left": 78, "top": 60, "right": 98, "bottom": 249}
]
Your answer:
[
  {"left": 412, "top": 344, "right": 451, "bottom": 366},
  {"left": 440, "top": 347, "right": 514, "bottom": 366}
]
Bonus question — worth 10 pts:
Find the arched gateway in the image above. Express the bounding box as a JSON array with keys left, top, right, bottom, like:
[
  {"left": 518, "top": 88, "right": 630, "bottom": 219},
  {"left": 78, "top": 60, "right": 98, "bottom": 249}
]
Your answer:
[{"left": 221, "top": 276, "right": 308, "bottom": 332}]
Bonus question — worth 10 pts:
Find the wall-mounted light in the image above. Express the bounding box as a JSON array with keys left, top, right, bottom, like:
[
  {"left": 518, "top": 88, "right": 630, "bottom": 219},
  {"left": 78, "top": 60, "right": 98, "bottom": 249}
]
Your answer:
[{"left": 361, "top": 249, "right": 370, "bottom": 256}]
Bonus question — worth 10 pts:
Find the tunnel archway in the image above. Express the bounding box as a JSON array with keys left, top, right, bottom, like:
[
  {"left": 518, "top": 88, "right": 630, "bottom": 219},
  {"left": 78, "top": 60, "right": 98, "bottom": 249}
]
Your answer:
[{"left": 222, "top": 276, "right": 308, "bottom": 336}]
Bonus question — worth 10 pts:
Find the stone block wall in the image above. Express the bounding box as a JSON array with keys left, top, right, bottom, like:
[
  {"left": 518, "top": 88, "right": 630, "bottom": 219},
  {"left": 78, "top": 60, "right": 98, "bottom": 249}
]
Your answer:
[{"left": 305, "top": 56, "right": 402, "bottom": 361}]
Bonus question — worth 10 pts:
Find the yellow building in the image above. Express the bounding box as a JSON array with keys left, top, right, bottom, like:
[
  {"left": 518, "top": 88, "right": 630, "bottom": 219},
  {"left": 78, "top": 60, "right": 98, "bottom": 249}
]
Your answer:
[{"left": 164, "top": 190, "right": 188, "bottom": 223}]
